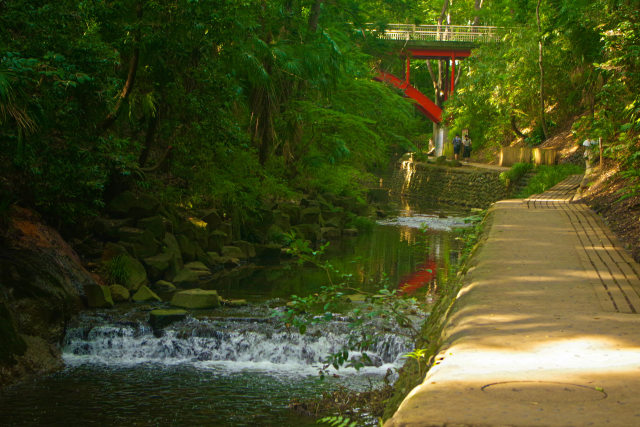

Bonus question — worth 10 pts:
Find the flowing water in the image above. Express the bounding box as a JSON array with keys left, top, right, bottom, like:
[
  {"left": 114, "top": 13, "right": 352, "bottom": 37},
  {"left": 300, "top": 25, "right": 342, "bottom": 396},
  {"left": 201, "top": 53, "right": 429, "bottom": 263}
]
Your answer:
[{"left": 0, "top": 197, "right": 471, "bottom": 426}]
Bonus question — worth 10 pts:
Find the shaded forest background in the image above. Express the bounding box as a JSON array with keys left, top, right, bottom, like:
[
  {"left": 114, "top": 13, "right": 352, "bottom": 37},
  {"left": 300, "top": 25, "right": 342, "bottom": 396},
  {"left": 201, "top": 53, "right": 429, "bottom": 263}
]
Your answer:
[{"left": 1, "top": 0, "right": 639, "bottom": 232}]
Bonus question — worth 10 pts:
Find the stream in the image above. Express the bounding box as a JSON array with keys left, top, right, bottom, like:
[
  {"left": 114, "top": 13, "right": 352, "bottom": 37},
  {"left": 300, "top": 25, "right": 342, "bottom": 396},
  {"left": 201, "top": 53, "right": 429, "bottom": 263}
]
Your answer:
[{"left": 0, "top": 197, "right": 471, "bottom": 426}]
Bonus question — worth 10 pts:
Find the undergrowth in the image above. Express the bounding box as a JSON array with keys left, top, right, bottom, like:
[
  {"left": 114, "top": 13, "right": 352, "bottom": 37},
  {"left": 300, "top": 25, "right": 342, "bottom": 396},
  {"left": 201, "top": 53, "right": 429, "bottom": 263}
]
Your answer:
[{"left": 516, "top": 164, "right": 585, "bottom": 198}]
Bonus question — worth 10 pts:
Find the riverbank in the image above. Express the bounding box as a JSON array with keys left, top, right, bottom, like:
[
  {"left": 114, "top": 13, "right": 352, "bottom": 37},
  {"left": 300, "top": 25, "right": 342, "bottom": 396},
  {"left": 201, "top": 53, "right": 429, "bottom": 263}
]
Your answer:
[{"left": 385, "top": 175, "right": 640, "bottom": 426}]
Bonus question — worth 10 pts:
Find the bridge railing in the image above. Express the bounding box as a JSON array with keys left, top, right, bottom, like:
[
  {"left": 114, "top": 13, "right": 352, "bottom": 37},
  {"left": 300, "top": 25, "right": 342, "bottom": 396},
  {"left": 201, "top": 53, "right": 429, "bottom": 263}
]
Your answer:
[{"left": 369, "top": 24, "right": 503, "bottom": 44}]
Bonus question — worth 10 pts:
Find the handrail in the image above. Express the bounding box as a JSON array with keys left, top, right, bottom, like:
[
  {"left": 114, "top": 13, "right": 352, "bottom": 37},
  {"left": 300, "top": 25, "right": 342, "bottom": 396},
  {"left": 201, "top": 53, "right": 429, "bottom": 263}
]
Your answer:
[{"left": 366, "top": 24, "right": 504, "bottom": 44}]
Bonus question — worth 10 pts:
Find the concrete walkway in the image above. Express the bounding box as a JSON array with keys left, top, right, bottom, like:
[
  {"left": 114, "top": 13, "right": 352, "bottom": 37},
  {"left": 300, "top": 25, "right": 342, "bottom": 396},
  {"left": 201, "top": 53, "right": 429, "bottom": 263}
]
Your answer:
[{"left": 386, "top": 175, "right": 640, "bottom": 426}]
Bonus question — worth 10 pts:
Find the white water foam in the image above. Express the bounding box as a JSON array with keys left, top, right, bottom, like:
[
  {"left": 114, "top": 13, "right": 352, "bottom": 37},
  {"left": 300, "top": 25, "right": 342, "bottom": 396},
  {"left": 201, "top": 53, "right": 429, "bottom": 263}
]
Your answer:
[
  {"left": 62, "top": 317, "right": 412, "bottom": 377},
  {"left": 377, "top": 214, "right": 472, "bottom": 231}
]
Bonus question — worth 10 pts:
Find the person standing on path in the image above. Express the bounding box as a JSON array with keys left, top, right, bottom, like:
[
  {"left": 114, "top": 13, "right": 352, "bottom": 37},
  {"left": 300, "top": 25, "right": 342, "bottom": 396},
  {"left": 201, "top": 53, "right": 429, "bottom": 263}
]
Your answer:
[
  {"left": 462, "top": 135, "right": 472, "bottom": 159},
  {"left": 453, "top": 134, "right": 462, "bottom": 160}
]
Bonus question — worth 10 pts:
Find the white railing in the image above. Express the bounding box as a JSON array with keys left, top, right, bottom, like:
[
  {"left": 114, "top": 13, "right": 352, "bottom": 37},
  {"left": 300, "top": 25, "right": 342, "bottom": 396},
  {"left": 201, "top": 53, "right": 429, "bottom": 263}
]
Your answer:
[{"left": 369, "top": 24, "right": 502, "bottom": 44}]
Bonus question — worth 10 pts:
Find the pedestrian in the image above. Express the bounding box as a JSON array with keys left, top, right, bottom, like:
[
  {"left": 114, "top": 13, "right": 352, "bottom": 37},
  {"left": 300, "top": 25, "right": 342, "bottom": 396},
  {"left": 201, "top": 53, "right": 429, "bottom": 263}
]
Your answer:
[
  {"left": 452, "top": 134, "right": 462, "bottom": 160},
  {"left": 463, "top": 135, "right": 472, "bottom": 159}
]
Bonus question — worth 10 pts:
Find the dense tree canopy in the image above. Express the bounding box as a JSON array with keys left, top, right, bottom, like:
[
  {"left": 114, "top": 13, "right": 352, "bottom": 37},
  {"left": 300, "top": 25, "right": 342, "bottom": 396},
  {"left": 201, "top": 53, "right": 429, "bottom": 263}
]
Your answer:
[{"left": 1, "top": 0, "right": 639, "bottom": 227}]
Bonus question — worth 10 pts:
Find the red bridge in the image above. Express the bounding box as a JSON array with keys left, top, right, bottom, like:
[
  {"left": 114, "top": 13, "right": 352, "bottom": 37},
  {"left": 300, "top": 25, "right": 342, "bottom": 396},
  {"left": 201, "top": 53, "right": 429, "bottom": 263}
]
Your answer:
[{"left": 370, "top": 24, "right": 502, "bottom": 123}]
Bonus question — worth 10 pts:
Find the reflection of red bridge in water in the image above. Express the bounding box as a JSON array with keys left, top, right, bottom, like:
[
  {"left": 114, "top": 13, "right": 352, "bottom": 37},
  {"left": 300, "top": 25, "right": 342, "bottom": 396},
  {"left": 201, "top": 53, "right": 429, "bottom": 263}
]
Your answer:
[{"left": 398, "top": 259, "right": 437, "bottom": 295}]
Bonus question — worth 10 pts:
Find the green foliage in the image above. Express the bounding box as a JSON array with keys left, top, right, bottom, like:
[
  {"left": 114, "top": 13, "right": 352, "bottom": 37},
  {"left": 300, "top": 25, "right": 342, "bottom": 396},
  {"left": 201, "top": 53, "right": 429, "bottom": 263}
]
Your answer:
[
  {"left": 275, "top": 234, "right": 423, "bottom": 377},
  {"left": 516, "top": 164, "right": 585, "bottom": 198},
  {"left": 0, "top": 0, "right": 427, "bottom": 226},
  {"left": 102, "top": 254, "right": 129, "bottom": 286},
  {"left": 499, "top": 162, "right": 534, "bottom": 185},
  {"left": 402, "top": 348, "right": 428, "bottom": 377}
]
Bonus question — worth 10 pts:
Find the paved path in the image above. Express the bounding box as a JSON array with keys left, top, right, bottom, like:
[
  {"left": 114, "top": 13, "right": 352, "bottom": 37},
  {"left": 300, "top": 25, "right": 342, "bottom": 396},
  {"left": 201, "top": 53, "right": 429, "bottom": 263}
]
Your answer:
[{"left": 386, "top": 175, "right": 640, "bottom": 426}]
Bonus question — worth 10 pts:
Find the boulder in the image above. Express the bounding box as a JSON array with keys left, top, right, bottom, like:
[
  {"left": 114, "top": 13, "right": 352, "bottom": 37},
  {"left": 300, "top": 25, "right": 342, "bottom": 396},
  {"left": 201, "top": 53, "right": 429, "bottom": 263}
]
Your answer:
[
  {"left": 222, "top": 246, "right": 245, "bottom": 259},
  {"left": 137, "top": 216, "right": 166, "bottom": 240},
  {"left": 224, "top": 299, "right": 248, "bottom": 307},
  {"left": 143, "top": 252, "right": 174, "bottom": 281},
  {"left": 118, "top": 228, "right": 159, "bottom": 259},
  {"left": 176, "top": 234, "right": 197, "bottom": 262},
  {"left": 100, "top": 242, "right": 128, "bottom": 262},
  {"left": 115, "top": 254, "right": 148, "bottom": 290},
  {"left": 107, "top": 191, "right": 160, "bottom": 219},
  {"left": 149, "top": 309, "right": 188, "bottom": 330},
  {"left": 93, "top": 217, "right": 134, "bottom": 240},
  {"left": 278, "top": 203, "right": 301, "bottom": 225},
  {"left": 206, "top": 252, "right": 240, "bottom": 269},
  {"left": 184, "top": 261, "right": 210, "bottom": 272},
  {"left": 207, "top": 230, "right": 227, "bottom": 253},
  {"left": 109, "top": 284, "right": 130, "bottom": 302},
  {"left": 171, "top": 289, "right": 221, "bottom": 309},
  {"left": 300, "top": 207, "right": 323, "bottom": 224},
  {"left": 0, "top": 207, "right": 88, "bottom": 383},
  {"left": 272, "top": 210, "right": 291, "bottom": 232},
  {"left": 85, "top": 284, "right": 114, "bottom": 308},
  {"left": 150, "top": 280, "right": 177, "bottom": 300},
  {"left": 232, "top": 240, "right": 256, "bottom": 259},
  {"left": 172, "top": 265, "right": 212, "bottom": 288},
  {"left": 132, "top": 285, "right": 162, "bottom": 302},
  {"left": 201, "top": 209, "right": 222, "bottom": 229},
  {"left": 117, "top": 226, "right": 146, "bottom": 242},
  {"left": 292, "top": 224, "right": 321, "bottom": 243}
]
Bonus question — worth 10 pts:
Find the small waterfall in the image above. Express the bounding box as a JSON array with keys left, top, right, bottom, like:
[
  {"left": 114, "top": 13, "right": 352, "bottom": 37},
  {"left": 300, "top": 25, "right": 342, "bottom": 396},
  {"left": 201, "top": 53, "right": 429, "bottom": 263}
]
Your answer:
[{"left": 63, "top": 314, "right": 413, "bottom": 375}]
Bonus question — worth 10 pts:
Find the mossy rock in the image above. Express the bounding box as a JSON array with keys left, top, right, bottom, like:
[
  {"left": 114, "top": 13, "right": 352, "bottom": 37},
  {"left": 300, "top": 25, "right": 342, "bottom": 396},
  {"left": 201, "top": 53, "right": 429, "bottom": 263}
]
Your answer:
[
  {"left": 222, "top": 246, "right": 245, "bottom": 259},
  {"left": 300, "top": 207, "right": 323, "bottom": 224},
  {"left": 292, "top": 223, "right": 321, "bottom": 243},
  {"left": 109, "top": 284, "right": 130, "bottom": 302},
  {"left": 85, "top": 284, "right": 115, "bottom": 308},
  {"left": 137, "top": 216, "right": 166, "bottom": 240},
  {"left": 149, "top": 309, "right": 188, "bottom": 330},
  {"left": 272, "top": 210, "right": 291, "bottom": 232},
  {"left": 120, "top": 255, "right": 148, "bottom": 290},
  {"left": 201, "top": 209, "right": 222, "bottom": 229},
  {"left": 101, "top": 242, "right": 128, "bottom": 262},
  {"left": 171, "top": 289, "right": 221, "bottom": 309},
  {"left": 93, "top": 217, "right": 134, "bottom": 240},
  {"left": 162, "top": 232, "right": 184, "bottom": 270},
  {"left": 173, "top": 266, "right": 212, "bottom": 288},
  {"left": 184, "top": 261, "right": 210, "bottom": 272},
  {"left": 132, "top": 285, "right": 162, "bottom": 303},
  {"left": 150, "top": 280, "right": 177, "bottom": 300},
  {"left": 207, "top": 230, "right": 227, "bottom": 253},
  {"left": 143, "top": 252, "right": 174, "bottom": 280},
  {"left": 232, "top": 240, "right": 256, "bottom": 258},
  {"left": 177, "top": 234, "right": 197, "bottom": 262}
]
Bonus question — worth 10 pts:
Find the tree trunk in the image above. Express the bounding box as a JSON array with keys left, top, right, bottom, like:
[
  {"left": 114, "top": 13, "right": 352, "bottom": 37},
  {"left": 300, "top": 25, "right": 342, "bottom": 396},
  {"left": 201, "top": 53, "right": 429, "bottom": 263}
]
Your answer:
[
  {"left": 101, "top": 2, "right": 142, "bottom": 131},
  {"left": 473, "top": 0, "right": 484, "bottom": 26},
  {"left": 138, "top": 114, "right": 159, "bottom": 167},
  {"left": 536, "top": 0, "right": 549, "bottom": 140},
  {"left": 308, "top": 0, "right": 324, "bottom": 33},
  {"left": 510, "top": 115, "right": 527, "bottom": 138}
]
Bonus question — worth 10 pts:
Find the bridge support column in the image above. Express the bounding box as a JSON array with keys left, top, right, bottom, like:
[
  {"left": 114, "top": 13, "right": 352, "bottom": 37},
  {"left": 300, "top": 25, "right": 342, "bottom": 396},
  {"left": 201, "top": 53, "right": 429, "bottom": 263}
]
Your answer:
[{"left": 433, "top": 123, "right": 447, "bottom": 157}]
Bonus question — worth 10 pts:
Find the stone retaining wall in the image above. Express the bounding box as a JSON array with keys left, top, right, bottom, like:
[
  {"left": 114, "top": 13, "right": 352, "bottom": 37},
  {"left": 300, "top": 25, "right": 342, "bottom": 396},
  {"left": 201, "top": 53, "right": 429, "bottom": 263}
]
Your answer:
[{"left": 389, "top": 161, "right": 510, "bottom": 209}]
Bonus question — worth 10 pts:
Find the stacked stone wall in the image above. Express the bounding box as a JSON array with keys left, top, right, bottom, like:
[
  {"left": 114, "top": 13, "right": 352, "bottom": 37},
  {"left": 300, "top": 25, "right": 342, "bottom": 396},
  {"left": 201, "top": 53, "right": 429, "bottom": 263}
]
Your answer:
[{"left": 390, "top": 162, "right": 510, "bottom": 209}]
